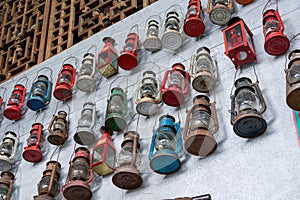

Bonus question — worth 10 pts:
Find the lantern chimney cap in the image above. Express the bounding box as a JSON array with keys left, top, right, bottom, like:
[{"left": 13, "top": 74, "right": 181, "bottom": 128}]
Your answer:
[
  {"left": 227, "top": 16, "right": 243, "bottom": 26},
  {"left": 193, "top": 95, "right": 210, "bottom": 103},
  {"left": 58, "top": 110, "right": 67, "bottom": 116},
  {"left": 288, "top": 49, "right": 300, "bottom": 60},
  {"left": 172, "top": 63, "right": 185, "bottom": 71},
  {"left": 111, "top": 87, "right": 124, "bottom": 93},
  {"left": 197, "top": 46, "right": 210, "bottom": 54},
  {"left": 148, "top": 19, "right": 159, "bottom": 26},
  {"left": 4, "top": 131, "right": 17, "bottom": 138},
  {"left": 83, "top": 52, "right": 95, "bottom": 58},
  {"left": 37, "top": 75, "right": 49, "bottom": 81},
  {"left": 159, "top": 114, "right": 175, "bottom": 122},
  {"left": 142, "top": 70, "right": 156, "bottom": 77},
  {"left": 103, "top": 37, "right": 115, "bottom": 45},
  {"left": 0, "top": 171, "right": 15, "bottom": 180},
  {"left": 100, "top": 126, "right": 113, "bottom": 135},
  {"left": 288, "top": 49, "right": 300, "bottom": 69},
  {"left": 122, "top": 131, "right": 140, "bottom": 149},
  {"left": 234, "top": 77, "right": 255, "bottom": 95}
]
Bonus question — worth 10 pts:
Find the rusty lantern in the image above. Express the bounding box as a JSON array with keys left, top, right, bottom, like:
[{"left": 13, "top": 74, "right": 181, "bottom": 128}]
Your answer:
[
  {"left": 53, "top": 64, "right": 76, "bottom": 101},
  {"left": 161, "top": 63, "right": 190, "bottom": 107},
  {"left": 0, "top": 171, "right": 15, "bottom": 200},
  {"left": 183, "top": 0, "right": 205, "bottom": 37},
  {"left": 183, "top": 95, "right": 219, "bottom": 157},
  {"left": 0, "top": 131, "right": 18, "bottom": 171},
  {"left": 3, "top": 84, "right": 26, "bottom": 121},
  {"left": 34, "top": 161, "right": 61, "bottom": 200},
  {"left": 262, "top": 9, "right": 290, "bottom": 56},
  {"left": 23, "top": 123, "right": 44, "bottom": 163},
  {"left": 112, "top": 131, "right": 142, "bottom": 190},
  {"left": 206, "top": 0, "right": 233, "bottom": 25},
  {"left": 98, "top": 37, "right": 118, "bottom": 78},
  {"left": 91, "top": 126, "right": 116, "bottom": 176},
  {"left": 76, "top": 53, "right": 97, "bottom": 92},
  {"left": 286, "top": 49, "right": 300, "bottom": 110},
  {"left": 231, "top": 77, "right": 267, "bottom": 138},
  {"left": 63, "top": 147, "right": 93, "bottom": 200},
  {"left": 47, "top": 111, "right": 69, "bottom": 145},
  {"left": 222, "top": 17, "right": 256, "bottom": 69},
  {"left": 143, "top": 19, "right": 162, "bottom": 52},
  {"left": 235, "top": 0, "right": 253, "bottom": 5}
]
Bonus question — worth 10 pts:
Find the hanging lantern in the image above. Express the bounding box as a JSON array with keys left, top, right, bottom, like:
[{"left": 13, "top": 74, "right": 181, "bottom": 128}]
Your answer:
[
  {"left": 74, "top": 102, "right": 97, "bottom": 145},
  {"left": 161, "top": 11, "right": 182, "bottom": 50},
  {"left": 76, "top": 53, "right": 97, "bottom": 92},
  {"left": 286, "top": 49, "right": 300, "bottom": 110},
  {"left": 235, "top": 0, "right": 253, "bottom": 5},
  {"left": 27, "top": 75, "right": 52, "bottom": 111},
  {"left": 63, "top": 147, "right": 93, "bottom": 200},
  {"left": 161, "top": 63, "right": 190, "bottom": 107},
  {"left": 190, "top": 47, "right": 217, "bottom": 93},
  {"left": 222, "top": 17, "right": 256, "bottom": 69},
  {"left": 112, "top": 131, "right": 142, "bottom": 190},
  {"left": 3, "top": 84, "right": 26, "bottom": 120},
  {"left": 98, "top": 37, "right": 118, "bottom": 78},
  {"left": 183, "top": 0, "right": 205, "bottom": 37},
  {"left": 47, "top": 110, "right": 69, "bottom": 145},
  {"left": 22, "top": 123, "right": 44, "bottom": 163},
  {"left": 183, "top": 95, "right": 219, "bottom": 157},
  {"left": 262, "top": 9, "right": 290, "bottom": 56},
  {"left": 143, "top": 19, "right": 162, "bottom": 52},
  {"left": 117, "top": 27, "right": 139, "bottom": 71},
  {"left": 134, "top": 71, "right": 162, "bottom": 116},
  {"left": 0, "top": 131, "right": 18, "bottom": 171},
  {"left": 34, "top": 161, "right": 61, "bottom": 200},
  {"left": 231, "top": 77, "right": 267, "bottom": 138},
  {"left": 105, "top": 87, "right": 127, "bottom": 131},
  {"left": 53, "top": 63, "right": 76, "bottom": 101},
  {"left": 149, "top": 114, "right": 182, "bottom": 174},
  {"left": 206, "top": 0, "right": 233, "bottom": 25},
  {"left": 0, "top": 171, "right": 15, "bottom": 200},
  {"left": 91, "top": 126, "right": 116, "bottom": 176}
]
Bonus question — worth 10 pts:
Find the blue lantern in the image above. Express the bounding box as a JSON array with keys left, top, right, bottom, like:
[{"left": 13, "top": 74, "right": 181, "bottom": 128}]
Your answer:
[
  {"left": 149, "top": 114, "right": 183, "bottom": 174},
  {"left": 27, "top": 75, "right": 52, "bottom": 111}
]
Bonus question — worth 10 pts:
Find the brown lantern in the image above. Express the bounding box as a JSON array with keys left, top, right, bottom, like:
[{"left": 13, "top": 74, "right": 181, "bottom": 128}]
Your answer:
[
  {"left": 47, "top": 110, "right": 69, "bottom": 145},
  {"left": 0, "top": 171, "right": 15, "bottom": 200},
  {"left": 98, "top": 37, "right": 118, "bottom": 78},
  {"left": 206, "top": 0, "right": 234, "bottom": 25}
]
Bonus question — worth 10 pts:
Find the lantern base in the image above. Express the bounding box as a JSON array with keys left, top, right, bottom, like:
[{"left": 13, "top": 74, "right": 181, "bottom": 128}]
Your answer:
[
  {"left": 34, "top": 194, "right": 55, "bottom": 200},
  {"left": 136, "top": 97, "right": 158, "bottom": 116},
  {"left": 161, "top": 30, "right": 182, "bottom": 50},
  {"left": 150, "top": 149, "right": 181, "bottom": 175},
  {"left": 74, "top": 128, "right": 97, "bottom": 145},
  {"left": 162, "top": 88, "right": 185, "bottom": 107},
  {"left": 287, "top": 84, "right": 300, "bottom": 111},
  {"left": 183, "top": 17, "right": 205, "bottom": 37},
  {"left": 3, "top": 106, "right": 22, "bottom": 120},
  {"left": 112, "top": 165, "right": 143, "bottom": 190},
  {"left": 143, "top": 36, "right": 162, "bottom": 52},
  {"left": 209, "top": 4, "right": 232, "bottom": 25},
  {"left": 23, "top": 146, "right": 43, "bottom": 163},
  {"left": 0, "top": 156, "right": 12, "bottom": 171},
  {"left": 235, "top": 0, "right": 253, "bottom": 5},
  {"left": 192, "top": 72, "right": 216, "bottom": 93},
  {"left": 47, "top": 133, "right": 67, "bottom": 145},
  {"left": 63, "top": 180, "right": 92, "bottom": 200},
  {"left": 184, "top": 130, "right": 217, "bottom": 157},
  {"left": 92, "top": 162, "right": 114, "bottom": 176},
  {"left": 98, "top": 64, "right": 118, "bottom": 79},
  {"left": 105, "top": 115, "right": 127, "bottom": 132},
  {"left": 27, "top": 96, "right": 47, "bottom": 111},
  {"left": 264, "top": 33, "right": 290, "bottom": 56},
  {"left": 117, "top": 52, "right": 138, "bottom": 71},
  {"left": 53, "top": 86, "right": 72, "bottom": 101},
  {"left": 233, "top": 112, "right": 267, "bottom": 138},
  {"left": 76, "top": 76, "right": 96, "bottom": 92}
]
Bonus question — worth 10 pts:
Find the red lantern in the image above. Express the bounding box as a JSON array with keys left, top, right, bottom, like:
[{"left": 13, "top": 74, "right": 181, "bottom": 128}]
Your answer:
[
  {"left": 161, "top": 63, "right": 190, "bottom": 107},
  {"left": 222, "top": 17, "right": 256, "bottom": 69},
  {"left": 3, "top": 84, "right": 26, "bottom": 120},
  {"left": 23, "top": 123, "right": 44, "bottom": 163},
  {"left": 53, "top": 64, "right": 76, "bottom": 101},
  {"left": 263, "top": 9, "right": 289, "bottom": 56},
  {"left": 183, "top": 0, "right": 205, "bottom": 37},
  {"left": 98, "top": 37, "right": 118, "bottom": 78}
]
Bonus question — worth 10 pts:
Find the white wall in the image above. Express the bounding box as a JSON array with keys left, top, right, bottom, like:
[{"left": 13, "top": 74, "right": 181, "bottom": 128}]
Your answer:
[{"left": 1, "top": 0, "right": 300, "bottom": 199}]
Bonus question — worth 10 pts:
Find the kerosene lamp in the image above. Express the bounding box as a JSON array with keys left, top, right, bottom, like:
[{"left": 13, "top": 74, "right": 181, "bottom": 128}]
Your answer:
[
  {"left": 48, "top": 110, "right": 69, "bottom": 145},
  {"left": 206, "top": 0, "right": 233, "bottom": 25},
  {"left": 98, "top": 37, "right": 118, "bottom": 78},
  {"left": 143, "top": 16, "right": 162, "bottom": 52},
  {"left": 76, "top": 53, "right": 97, "bottom": 92},
  {"left": 0, "top": 131, "right": 18, "bottom": 171},
  {"left": 183, "top": 0, "right": 205, "bottom": 37},
  {"left": 0, "top": 171, "right": 15, "bottom": 200}
]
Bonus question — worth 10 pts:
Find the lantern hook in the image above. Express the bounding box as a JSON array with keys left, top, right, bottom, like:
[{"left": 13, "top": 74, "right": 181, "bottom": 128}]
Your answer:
[
  {"left": 62, "top": 56, "right": 79, "bottom": 69},
  {"left": 4, "top": 122, "right": 20, "bottom": 137},
  {"left": 16, "top": 76, "right": 29, "bottom": 88},
  {"left": 129, "top": 24, "right": 139, "bottom": 36},
  {"left": 34, "top": 67, "right": 53, "bottom": 82},
  {"left": 50, "top": 144, "right": 63, "bottom": 161},
  {"left": 35, "top": 110, "right": 46, "bottom": 124},
  {"left": 87, "top": 45, "right": 98, "bottom": 56},
  {"left": 252, "top": 65, "right": 259, "bottom": 83},
  {"left": 262, "top": 0, "right": 279, "bottom": 14},
  {"left": 0, "top": 87, "right": 7, "bottom": 100},
  {"left": 54, "top": 101, "right": 71, "bottom": 115},
  {"left": 125, "top": 113, "right": 139, "bottom": 132},
  {"left": 107, "top": 75, "right": 127, "bottom": 99},
  {"left": 230, "top": 68, "right": 239, "bottom": 96},
  {"left": 68, "top": 143, "right": 77, "bottom": 164}
]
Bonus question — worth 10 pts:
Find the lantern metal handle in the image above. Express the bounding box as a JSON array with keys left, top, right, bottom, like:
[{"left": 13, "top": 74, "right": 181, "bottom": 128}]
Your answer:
[
  {"left": 129, "top": 24, "right": 139, "bottom": 36},
  {"left": 35, "top": 110, "right": 46, "bottom": 124},
  {"left": 262, "top": 0, "right": 278, "bottom": 15},
  {"left": 62, "top": 56, "right": 79, "bottom": 69},
  {"left": 160, "top": 69, "right": 171, "bottom": 92},
  {"left": 210, "top": 102, "right": 219, "bottom": 134},
  {"left": 252, "top": 82, "right": 267, "bottom": 114},
  {"left": 183, "top": 109, "right": 192, "bottom": 141},
  {"left": 182, "top": 71, "right": 190, "bottom": 95},
  {"left": 0, "top": 87, "right": 7, "bottom": 100},
  {"left": 35, "top": 67, "right": 53, "bottom": 82},
  {"left": 53, "top": 101, "right": 71, "bottom": 116},
  {"left": 4, "top": 123, "right": 20, "bottom": 137},
  {"left": 131, "top": 132, "right": 139, "bottom": 166},
  {"left": 47, "top": 161, "right": 59, "bottom": 196},
  {"left": 16, "top": 76, "right": 29, "bottom": 88},
  {"left": 86, "top": 45, "right": 97, "bottom": 55},
  {"left": 166, "top": 4, "right": 184, "bottom": 25}
]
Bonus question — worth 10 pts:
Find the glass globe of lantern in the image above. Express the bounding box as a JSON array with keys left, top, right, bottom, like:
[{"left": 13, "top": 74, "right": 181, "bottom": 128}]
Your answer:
[
  {"left": 161, "top": 11, "right": 182, "bottom": 50},
  {"left": 183, "top": 0, "right": 205, "bottom": 37},
  {"left": 47, "top": 111, "right": 68, "bottom": 145},
  {"left": 0, "top": 131, "right": 18, "bottom": 171},
  {"left": 76, "top": 53, "right": 97, "bottom": 92},
  {"left": 0, "top": 171, "right": 15, "bottom": 200},
  {"left": 143, "top": 19, "right": 162, "bottom": 52},
  {"left": 206, "top": 0, "right": 233, "bottom": 25},
  {"left": 235, "top": 0, "right": 253, "bottom": 5}
]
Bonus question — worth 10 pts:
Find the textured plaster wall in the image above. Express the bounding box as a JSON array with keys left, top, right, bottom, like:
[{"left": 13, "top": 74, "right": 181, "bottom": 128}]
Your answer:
[{"left": 0, "top": 0, "right": 300, "bottom": 199}]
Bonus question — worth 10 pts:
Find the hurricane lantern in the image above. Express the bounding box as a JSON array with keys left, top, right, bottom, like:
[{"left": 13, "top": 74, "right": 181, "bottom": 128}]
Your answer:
[
  {"left": 222, "top": 17, "right": 256, "bottom": 69},
  {"left": 190, "top": 47, "right": 217, "bottom": 93},
  {"left": 53, "top": 64, "right": 76, "bottom": 101},
  {"left": 91, "top": 127, "right": 116, "bottom": 176},
  {"left": 27, "top": 75, "right": 52, "bottom": 111},
  {"left": 149, "top": 114, "right": 182, "bottom": 174},
  {"left": 76, "top": 53, "right": 97, "bottom": 92},
  {"left": 0, "top": 171, "right": 15, "bottom": 200},
  {"left": 23, "top": 123, "right": 44, "bottom": 163},
  {"left": 105, "top": 87, "right": 127, "bottom": 131},
  {"left": 112, "top": 131, "right": 142, "bottom": 190},
  {"left": 0, "top": 131, "right": 18, "bottom": 171},
  {"left": 235, "top": 0, "right": 253, "bottom": 5},
  {"left": 161, "top": 11, "right": 182, "bottom": 50},
  {"left": 74, "top": 102, "right": 96, "bottom": 145},
  {"left": 206, "top": 0, "right": 233, "bottom": 25},
  {"left": 161, "top": 63, "right": 190, "bottom": 107},
  {"left": 98, "top": 37, "right": 118, "bottom": 78},
  {"left": 134, "top": 71, "right": 162, "bottom": 116},
  {"left": 63, "top": 147, "right": 93, "bottom": 200},
  {"left": 144, "top": 19, "right": 162, "bottom": 52},
  {"left": 34, "top": 161, "right": 61, "bottom": 200},
  {"left": 183, "top": 0, "right": 205, "bottom": 37},
  {"left": 47, "top": 111, "right": 69, "bottom": 145},
  {"left": 231, "top": 77, "right": 267, "bottom": 138},
  {"left": 263, "top": 9, "right": 289, "bottom": 56},
  {"left": 3, "top": 84, "right": 26, "bottom": 120}
]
